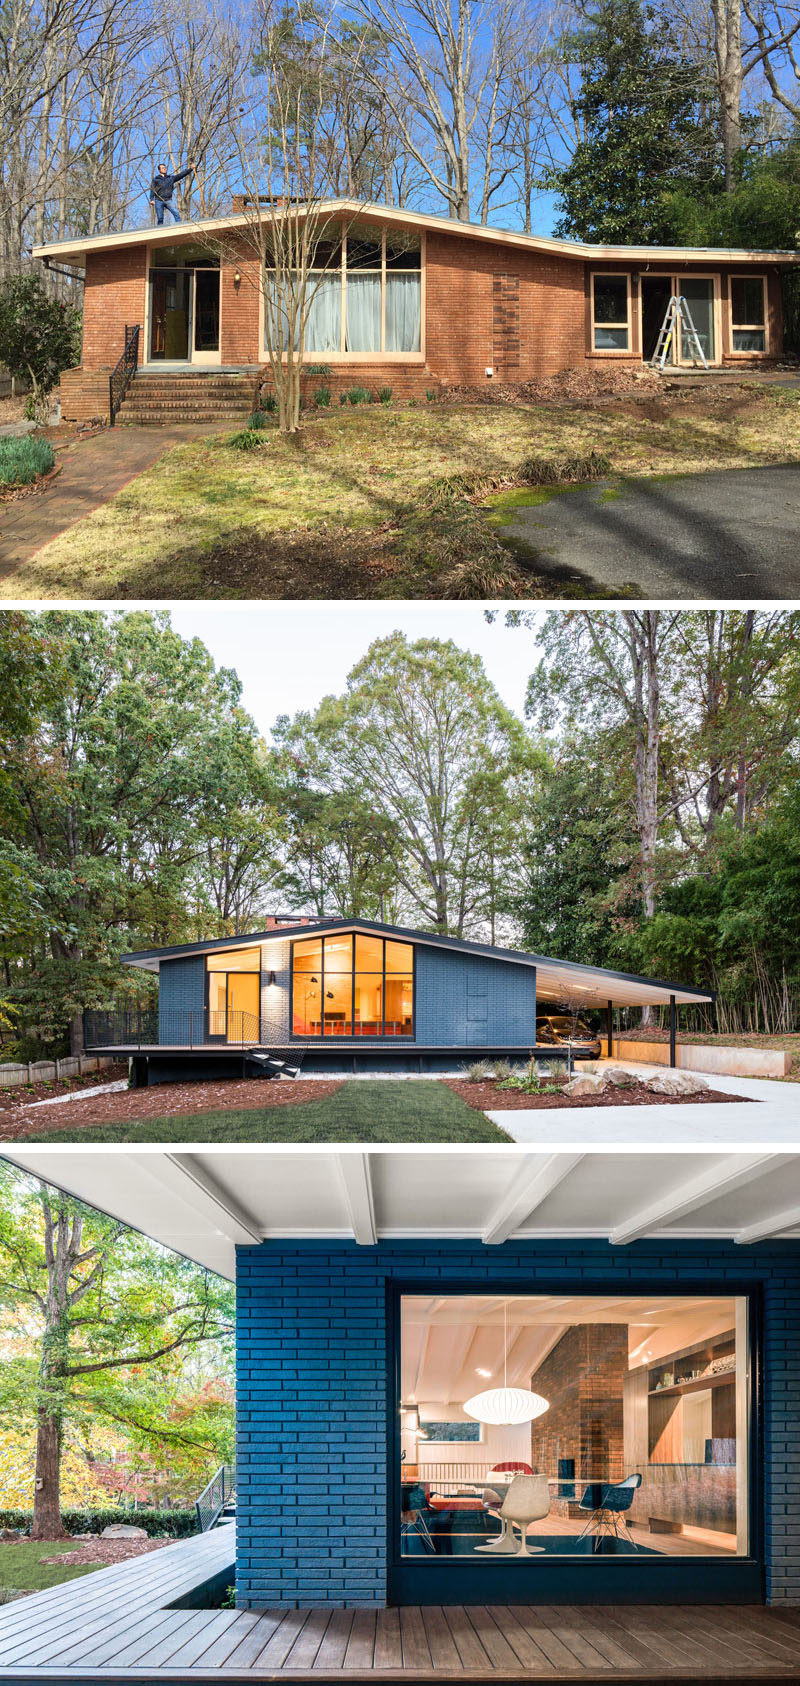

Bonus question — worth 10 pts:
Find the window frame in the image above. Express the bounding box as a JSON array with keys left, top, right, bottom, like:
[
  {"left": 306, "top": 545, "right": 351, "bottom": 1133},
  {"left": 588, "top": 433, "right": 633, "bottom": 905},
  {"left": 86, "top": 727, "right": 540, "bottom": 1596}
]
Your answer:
[
  {"left": 260, "top": 227, "right": 426, "bottom": 363},
  {"left": 290, "top": 932, "right": 416, "bottom": 1040},
  {"left": 729, "top": 272, "right": 768, "bottom": 357},
  {"left": 590, "top": 271, "right": 633, "bottom": 355},
  {"left": 388, "top": 1277, "right": 762, "bottom": 1607}
]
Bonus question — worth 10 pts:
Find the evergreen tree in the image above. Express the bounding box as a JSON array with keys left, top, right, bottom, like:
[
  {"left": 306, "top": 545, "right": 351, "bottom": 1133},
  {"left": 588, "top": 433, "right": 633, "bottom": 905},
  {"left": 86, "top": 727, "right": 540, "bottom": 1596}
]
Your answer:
[{"left": 548, "top": 0, "right": 721, "bottom": 243}]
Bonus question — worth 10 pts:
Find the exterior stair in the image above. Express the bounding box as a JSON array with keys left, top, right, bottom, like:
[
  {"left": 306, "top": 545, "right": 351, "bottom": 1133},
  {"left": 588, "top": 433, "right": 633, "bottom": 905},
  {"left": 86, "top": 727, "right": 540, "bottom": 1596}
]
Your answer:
[{"left": 117, "top": 369, "right": 258, "bottom": 427}]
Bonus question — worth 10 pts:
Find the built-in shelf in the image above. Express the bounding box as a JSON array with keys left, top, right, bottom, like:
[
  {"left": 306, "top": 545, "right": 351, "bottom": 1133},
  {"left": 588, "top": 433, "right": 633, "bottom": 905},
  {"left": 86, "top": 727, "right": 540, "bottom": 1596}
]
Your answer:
[{"left": 649, "top": 1371, "right": 735, "bottom": 1400}]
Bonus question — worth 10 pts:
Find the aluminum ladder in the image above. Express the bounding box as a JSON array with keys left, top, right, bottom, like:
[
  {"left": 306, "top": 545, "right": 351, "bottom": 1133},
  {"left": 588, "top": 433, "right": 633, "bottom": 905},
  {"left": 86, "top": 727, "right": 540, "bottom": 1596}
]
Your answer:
[{"left": 650, "top": 294, "right": 709, "bottom": 371}]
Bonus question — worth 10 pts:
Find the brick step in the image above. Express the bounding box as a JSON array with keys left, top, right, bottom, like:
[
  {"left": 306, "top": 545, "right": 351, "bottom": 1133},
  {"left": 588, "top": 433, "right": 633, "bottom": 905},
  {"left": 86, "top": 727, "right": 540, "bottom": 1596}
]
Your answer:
[
  {"left": 123, "top": 397, "right": 252, "bottom": 410},
  {"left": 117, "top": 411, "right": 251, "bottom": 426}
]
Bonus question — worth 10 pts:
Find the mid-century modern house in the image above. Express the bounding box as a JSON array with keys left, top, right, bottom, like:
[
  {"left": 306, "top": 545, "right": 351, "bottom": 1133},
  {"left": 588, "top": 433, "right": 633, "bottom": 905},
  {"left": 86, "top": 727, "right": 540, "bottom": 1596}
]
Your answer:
[
  {"left": 84, "top": 914, "right": 714, "bottom": 1084},
  {"left": 32, "top": 200, "right": 800, "bottom": 426},
  {"left": 3, "top": 1142, "right": 799, "bottom": 1668}
]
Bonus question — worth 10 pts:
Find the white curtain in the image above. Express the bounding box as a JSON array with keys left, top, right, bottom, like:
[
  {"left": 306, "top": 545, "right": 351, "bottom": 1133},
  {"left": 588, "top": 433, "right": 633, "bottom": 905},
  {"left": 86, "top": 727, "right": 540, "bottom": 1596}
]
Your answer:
[
  {"left": 346, "top": 274, "right": 381, "bottom": 352},
  {"left": 386, "top": 273, "right": 421, "bottom": 352},
  {"left": 304, "top": 273, "right": 341, "bottom": 354}
]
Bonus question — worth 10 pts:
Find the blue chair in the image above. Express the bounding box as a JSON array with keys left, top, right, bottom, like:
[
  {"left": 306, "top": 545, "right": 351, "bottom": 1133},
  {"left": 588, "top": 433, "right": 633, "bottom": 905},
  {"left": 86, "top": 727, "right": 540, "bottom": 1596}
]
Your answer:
[{"left": 576, "top": 1473, "right": 642, "bottom": 1550}]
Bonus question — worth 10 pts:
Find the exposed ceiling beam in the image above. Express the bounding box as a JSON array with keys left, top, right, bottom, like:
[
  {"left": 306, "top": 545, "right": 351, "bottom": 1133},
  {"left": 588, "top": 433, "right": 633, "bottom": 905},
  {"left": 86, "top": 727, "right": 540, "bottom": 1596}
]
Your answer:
[
  {"left": 483, "top": 1155, "right": 584, "bottom": 1245},
  {"left": 337, "top": 1152, "right": 377, "bottom": 1245},
  {"left": 610, "top": 1154, "right": 791, "bottom": 1246},
  {"left": 161, "top": 1154, "right": 263, "bottom": 1244},
  {"left": 735, "top": 1204, "right": 800, "bottom": 1244}
]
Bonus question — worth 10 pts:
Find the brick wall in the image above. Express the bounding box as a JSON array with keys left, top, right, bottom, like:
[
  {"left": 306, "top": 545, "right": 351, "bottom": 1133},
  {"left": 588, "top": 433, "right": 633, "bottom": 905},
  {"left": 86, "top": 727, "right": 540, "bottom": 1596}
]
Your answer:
[
  {"left": 235, "top": 1238, "right": 800, "bottom": 1608},
  {"left": 528, "top": 1324, "right": 627, "bottom": 1514},
  {"left": 58, "top": 367, "right": 110, "bottom": 423},
  {"left": 70, "top": 229, "right": 785, "bottom": 385}
]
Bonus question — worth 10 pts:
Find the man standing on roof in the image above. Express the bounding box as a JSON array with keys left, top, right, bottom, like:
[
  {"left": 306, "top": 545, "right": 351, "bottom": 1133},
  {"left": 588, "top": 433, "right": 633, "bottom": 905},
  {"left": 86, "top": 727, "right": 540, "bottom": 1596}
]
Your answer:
[{"left": 150, "top": 161, "right": 195, "bottom": 225}]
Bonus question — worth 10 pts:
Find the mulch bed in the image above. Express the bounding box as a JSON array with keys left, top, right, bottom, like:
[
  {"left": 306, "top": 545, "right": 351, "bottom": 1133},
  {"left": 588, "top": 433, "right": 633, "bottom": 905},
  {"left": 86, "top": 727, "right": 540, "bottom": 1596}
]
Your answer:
[
  {"left": 0, "top": 1075, "right": 345, "bottom": 1138},
  {"left": 37, "top": 1537, "right": 172, "bottom": 1567},
  {"left": 444, "top": 1078, "right": 749, "bottom": 1110},
  {"left": 0, "top": 1064, "right": 129, "bottom": 1113}
]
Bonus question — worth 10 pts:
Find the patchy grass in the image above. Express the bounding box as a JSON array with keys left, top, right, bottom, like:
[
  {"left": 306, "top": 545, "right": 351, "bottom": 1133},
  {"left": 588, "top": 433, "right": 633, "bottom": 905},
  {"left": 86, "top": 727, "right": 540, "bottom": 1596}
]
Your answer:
[
  {"left": 4, "top": 389, "right": 800, "bottom": 600},
  {"left": 21, "top": 1080, "right": 512, "bottom": 1143},
  {"left": 0, "top": 1540, "right": 94, "bottom": 1597}
]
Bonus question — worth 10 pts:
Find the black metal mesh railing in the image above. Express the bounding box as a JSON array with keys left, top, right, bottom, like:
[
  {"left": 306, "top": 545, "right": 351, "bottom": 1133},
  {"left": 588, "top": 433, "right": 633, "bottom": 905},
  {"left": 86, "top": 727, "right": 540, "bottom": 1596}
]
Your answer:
[
  {"left": 195, "top": 1463, "right": 235, "bottom": 1532},
  {"left": 83, "top": 1006, "right": 263, "bottom": 1049}
]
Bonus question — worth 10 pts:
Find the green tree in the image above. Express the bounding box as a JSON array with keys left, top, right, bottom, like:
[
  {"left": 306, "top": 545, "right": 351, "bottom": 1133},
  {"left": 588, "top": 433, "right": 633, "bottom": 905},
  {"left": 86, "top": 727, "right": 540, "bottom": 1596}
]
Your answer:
[
  {"left": 0, "top": 276, "right": 81, "bottom": 420},
  {"left": 0, "top": 1165, "right": 234, "bottom": 1539},
  {"left": 279, "top": 634, "right": 545, "bottom": 936},
  {"left": 0, "top": 611, "right": 276, "bottom": 1057},
  {"left": 548, "top": 0, "right": 721, "bottom": 242}
]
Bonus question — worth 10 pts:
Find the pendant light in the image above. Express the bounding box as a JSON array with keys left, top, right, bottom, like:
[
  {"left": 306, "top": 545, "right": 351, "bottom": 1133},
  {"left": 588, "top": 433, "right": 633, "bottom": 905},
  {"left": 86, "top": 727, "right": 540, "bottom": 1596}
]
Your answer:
[{"left": 463, "top": 1303, "right": 549, "bottom": 1426}]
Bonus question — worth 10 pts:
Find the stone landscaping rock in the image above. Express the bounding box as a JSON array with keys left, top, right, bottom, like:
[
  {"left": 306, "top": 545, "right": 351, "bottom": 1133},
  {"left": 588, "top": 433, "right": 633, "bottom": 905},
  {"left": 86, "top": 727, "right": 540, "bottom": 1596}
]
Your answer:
[
  {"left": 601, "top": 1066, "right": 639, "bottom": 1087},
  {"left": 648, "top": 1072, "right": 709, "bottom": 1096},
  {"left": 564, "top": 1074, "right": 605, "bottom": 1097},
  {"left": 100, "top": 1523, "right": 148, "bottom": 1539}
]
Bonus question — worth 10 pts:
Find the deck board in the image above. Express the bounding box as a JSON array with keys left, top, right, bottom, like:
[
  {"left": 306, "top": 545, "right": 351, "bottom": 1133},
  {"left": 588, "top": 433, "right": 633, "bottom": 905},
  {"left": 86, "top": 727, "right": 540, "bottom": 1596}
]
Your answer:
[{"left": 0, "top": 1530, "right": 798, "bottom": 1680}]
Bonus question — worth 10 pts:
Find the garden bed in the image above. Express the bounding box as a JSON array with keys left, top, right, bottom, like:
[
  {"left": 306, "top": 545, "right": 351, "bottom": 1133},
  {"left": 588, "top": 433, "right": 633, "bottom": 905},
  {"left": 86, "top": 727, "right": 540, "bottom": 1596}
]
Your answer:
[
  {"left": 0, "top": 435, "right": 56, "bottom": 495},
  {"left": 445, "top": 1077, "right": 750, "bottom": 1110},
  {"left": 0, "top": 1062, "right": 129, "bottom": 1113},
  {"left": 0, "top": 1074, "right": 346, "bottom": 1137}
]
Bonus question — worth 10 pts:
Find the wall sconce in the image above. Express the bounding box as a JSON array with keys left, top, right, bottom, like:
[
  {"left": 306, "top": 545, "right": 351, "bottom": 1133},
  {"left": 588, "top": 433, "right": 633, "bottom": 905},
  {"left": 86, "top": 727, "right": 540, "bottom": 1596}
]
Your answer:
[
  {"left": 233, "top": 268, "right": 242, "bottom": 288},
  {"left": 267, "top": 970, "right": 277, "bottom": 987}
]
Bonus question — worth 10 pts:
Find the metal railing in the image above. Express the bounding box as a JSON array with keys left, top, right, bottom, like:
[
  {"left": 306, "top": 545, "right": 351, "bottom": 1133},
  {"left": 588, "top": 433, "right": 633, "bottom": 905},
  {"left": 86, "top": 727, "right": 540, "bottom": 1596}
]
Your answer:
[
  {"left": 83, "top": 1006, "right": 262, "bottom": 1050},
  {"left": 109, "top": 323, "right": 140, "bottom": 425},
  {"left": 196, "top": 1463, "right": 235, "bottom": 1532}
]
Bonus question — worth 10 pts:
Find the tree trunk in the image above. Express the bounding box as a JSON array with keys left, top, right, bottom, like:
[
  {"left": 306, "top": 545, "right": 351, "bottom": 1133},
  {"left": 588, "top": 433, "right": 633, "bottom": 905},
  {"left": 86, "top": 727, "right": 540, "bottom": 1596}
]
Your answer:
[
  {"left": 32, "top": 1407, "right": 66, "bottom": 1539},
  {"left": 711, "top": 0, "right": 743, "bottom": 190}
]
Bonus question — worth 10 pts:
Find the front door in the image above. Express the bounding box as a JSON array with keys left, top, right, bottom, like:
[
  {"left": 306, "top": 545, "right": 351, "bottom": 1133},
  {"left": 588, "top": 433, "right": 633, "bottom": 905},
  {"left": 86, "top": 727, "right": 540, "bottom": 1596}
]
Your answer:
[
  {"left": 149, "top": 268, "right": 191, "bottom": 361},
  {"left": 641, "top": 277, "right": 672, "bottom": 362},
  {"left": 192, "top": 268, "right": 221, "bottom": 364},
  {"left": 206, "top": 969, "right": 260, "bottom": 1042}
]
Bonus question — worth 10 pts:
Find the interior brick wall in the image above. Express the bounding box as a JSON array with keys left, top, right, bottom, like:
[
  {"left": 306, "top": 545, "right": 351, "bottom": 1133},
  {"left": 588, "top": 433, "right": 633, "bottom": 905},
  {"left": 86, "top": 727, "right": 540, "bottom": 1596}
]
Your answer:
[
  {"left": 528, "top": 1325, "right": 627, "bottom": 1513},
  {"left": 235, "top": 1238, "right": 800, "bottom": 1609}
]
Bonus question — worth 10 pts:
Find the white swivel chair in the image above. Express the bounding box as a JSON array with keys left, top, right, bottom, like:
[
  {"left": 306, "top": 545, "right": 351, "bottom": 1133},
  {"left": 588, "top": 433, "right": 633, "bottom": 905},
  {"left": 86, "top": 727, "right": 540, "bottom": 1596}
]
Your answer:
[{"left": 497, "top": 1473, "right": 551, "bottom": 1556}]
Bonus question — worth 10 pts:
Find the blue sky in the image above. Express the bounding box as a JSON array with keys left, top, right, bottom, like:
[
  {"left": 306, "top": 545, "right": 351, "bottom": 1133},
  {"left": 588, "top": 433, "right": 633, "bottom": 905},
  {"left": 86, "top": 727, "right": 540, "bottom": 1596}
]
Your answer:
[{"left": 169, "top": 606, "right": 545, "bottom": 736}]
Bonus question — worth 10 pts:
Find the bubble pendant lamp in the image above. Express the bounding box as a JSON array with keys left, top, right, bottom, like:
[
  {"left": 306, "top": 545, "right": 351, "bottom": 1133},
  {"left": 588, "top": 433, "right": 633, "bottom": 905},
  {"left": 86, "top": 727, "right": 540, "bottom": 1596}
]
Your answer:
[{"left": 463, "top": 1303, "right": 550, "bottom": 1427}]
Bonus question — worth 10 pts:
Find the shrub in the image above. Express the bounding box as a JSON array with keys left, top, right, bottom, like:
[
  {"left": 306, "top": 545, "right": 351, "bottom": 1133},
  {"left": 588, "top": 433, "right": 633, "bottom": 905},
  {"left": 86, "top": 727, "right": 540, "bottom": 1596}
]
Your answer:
[
  {"left": 346, "top": 386, "right": 370, "bottom": 405},
  {"left": 426, "top": 388, "right": 438, "bottom": 402},
  {"left": 247, "top": 409, "right": 268, "bottom": 429},
  {"left": 259, "top": 393, "right": 277, "bottom": 413},
  {"left": 314, "top": 386, "right": 331, "bottom": 408},
  {"left": 378, "top": 386, "right": 392, "bottom": 404},
  {"left": 306, "top": 363, "right": 331, "bottom": 377},
  {"left": 227, "top": 429, "right": 264, "bottom": 451},
  {"left": 464, "top": 1061, "right": 492, "bottom": 1082},
  {"left": 0, "top": 436, "right": 55, "bottom": 487},
  {"left": 0, "top": 1506, "right": 199, "bottom": 1538},
  {"left": 0, "top": 274, "right": 82, "bottom": 421},
  {"left": 490, "top": 1059, "right": 513, "bottom": 1081}
]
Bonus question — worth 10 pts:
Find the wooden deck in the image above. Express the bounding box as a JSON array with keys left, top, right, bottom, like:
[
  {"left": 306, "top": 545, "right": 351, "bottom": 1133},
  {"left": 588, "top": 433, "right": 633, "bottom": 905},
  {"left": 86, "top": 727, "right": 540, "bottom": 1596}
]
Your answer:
[{"left": 0, "top": 1527, "right": 798, "bottom": 1682}]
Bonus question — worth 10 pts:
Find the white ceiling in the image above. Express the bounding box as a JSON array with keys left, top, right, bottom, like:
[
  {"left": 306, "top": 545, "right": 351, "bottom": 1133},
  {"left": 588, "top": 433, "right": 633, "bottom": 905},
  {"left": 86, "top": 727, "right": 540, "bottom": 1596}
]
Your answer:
[{"left": 2, "top": 1147, "right": 800, "bottom": 1281}]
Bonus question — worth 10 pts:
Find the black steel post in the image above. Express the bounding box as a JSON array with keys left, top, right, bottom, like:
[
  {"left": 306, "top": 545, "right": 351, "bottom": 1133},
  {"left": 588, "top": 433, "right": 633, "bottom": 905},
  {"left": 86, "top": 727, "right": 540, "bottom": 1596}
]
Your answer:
[
  {"left": 669, "top": 993, "right": 677, "bottom": 1068},
  {"left": 607, "top": 1000, "right": 613, "bottom": 1059}
]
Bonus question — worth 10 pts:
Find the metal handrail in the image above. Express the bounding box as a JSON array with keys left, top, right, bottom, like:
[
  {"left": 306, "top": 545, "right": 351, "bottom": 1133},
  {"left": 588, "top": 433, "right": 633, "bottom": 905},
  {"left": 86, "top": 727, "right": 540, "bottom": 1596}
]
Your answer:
[
  {"left": 109, "top": 323, "right": 140, "bottom": 425},
  {"left": 196, "top": 1463, "right": 235, "bottom": 1532}
]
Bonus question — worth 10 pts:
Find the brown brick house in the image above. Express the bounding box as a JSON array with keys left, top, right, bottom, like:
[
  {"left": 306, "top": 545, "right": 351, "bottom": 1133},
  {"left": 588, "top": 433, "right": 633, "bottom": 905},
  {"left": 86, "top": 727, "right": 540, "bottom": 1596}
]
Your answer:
[{"left": 32, "top": 200, "right": 799, "bottom": 423}]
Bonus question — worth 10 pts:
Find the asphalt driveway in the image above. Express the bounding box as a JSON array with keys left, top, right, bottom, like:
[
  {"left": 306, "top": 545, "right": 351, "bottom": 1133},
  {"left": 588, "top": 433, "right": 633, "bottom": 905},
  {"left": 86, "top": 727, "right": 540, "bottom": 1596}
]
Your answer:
[{"left": 497, "top": 464, "right": 800, "bottom": 597}]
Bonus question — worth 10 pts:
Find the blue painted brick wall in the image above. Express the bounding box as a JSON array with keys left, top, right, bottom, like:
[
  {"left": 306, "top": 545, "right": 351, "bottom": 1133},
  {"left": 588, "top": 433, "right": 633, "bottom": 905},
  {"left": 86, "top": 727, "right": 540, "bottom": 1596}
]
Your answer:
[
  {"left": 158, "top": 955, "right": 205, "bottom": 1042},
  {"left": 415, "top": 949, "right": 536, "bottom": 1044},
  {"left": 235, "top": 1239, "right": 800, "bottom": 1608}
]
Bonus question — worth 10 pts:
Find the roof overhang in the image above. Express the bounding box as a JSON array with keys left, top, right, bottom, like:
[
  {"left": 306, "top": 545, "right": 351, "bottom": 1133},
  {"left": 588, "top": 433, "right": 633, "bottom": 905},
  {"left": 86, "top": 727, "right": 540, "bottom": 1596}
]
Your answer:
[
  {"left": 32, "top": 198, "right": 800, "bottom": 268},
  {"left": 122, "top": 918, "right": 713, "bottom": 1009},
  {"left": 3, "top": 1147, "right": 799, "bottom": 1280}
]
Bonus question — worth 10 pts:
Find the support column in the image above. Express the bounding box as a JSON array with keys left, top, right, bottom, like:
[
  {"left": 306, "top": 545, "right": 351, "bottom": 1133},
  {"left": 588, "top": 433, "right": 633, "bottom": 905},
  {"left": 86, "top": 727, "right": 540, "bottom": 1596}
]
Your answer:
[
  {"left": 669, "top": 994, "right": 677, "bottom": 1068},
  {"left": 606, "top": 1000, "right": 613, "bottom": 1059}
]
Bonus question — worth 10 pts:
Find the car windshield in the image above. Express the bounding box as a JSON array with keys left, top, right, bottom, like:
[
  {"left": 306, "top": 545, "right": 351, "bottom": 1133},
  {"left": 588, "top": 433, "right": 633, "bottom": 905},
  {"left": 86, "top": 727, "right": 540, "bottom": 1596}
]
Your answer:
[{"left": 546, "top": 1016, "right": 592, "bottom": 1035}]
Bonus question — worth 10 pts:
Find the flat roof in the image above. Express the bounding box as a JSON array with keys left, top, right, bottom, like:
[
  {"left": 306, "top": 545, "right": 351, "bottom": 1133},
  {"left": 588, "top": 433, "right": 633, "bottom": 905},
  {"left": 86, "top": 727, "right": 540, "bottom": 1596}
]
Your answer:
[
  {"left": 121, "top": 916, "right": 714, "bottom": 1009},
  {"left": 32, "top": 198, "right": 800, "bottom": 267},
  {"left": 2, "top": 1147, "right": 798, "bottom": 1279}
]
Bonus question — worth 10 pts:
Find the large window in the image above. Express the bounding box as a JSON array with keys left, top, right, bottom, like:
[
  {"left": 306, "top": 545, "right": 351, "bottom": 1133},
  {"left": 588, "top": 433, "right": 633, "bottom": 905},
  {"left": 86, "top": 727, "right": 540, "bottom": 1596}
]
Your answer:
[
  {"left": 292, "top": 933, "right": 413, "bottom": 1037},
  {"left": 265, "top": 228, "right": 422, "bottom": 359},
  {"left": 591, "top": 274, "right": 630, "bottom": 351},
  {"left": 731, "top": 275, "right": 766, "bottom": 353},
  {"left": 400, "top": 1293, "right": 750, "bottom": 1561}
]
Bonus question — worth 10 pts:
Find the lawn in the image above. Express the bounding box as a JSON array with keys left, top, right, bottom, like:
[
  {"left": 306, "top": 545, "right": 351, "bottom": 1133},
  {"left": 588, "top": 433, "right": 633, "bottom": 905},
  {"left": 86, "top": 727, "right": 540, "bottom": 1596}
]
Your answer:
[
  {"left": 21, "top": 1080, "right": 511, "bottom": 1142},
  {"left": 0, "top": 1540, "right": 94, "bottom": 1597},
  {"left": 5, "top": 385, "right": 799, "bottom": 600}
]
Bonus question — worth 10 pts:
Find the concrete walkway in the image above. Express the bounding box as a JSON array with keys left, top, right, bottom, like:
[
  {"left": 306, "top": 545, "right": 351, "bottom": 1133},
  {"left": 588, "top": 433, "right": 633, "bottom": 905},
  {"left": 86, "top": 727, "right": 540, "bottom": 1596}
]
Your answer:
[
  {"left": 0, "top": 426, "right": 200, "bottom": 577},
  {"left": 489, "top": 1057, "right": 800, "bottom": 1147},
  {"left": 499, "top": 464, "right": 800, "bottom": 598}
]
